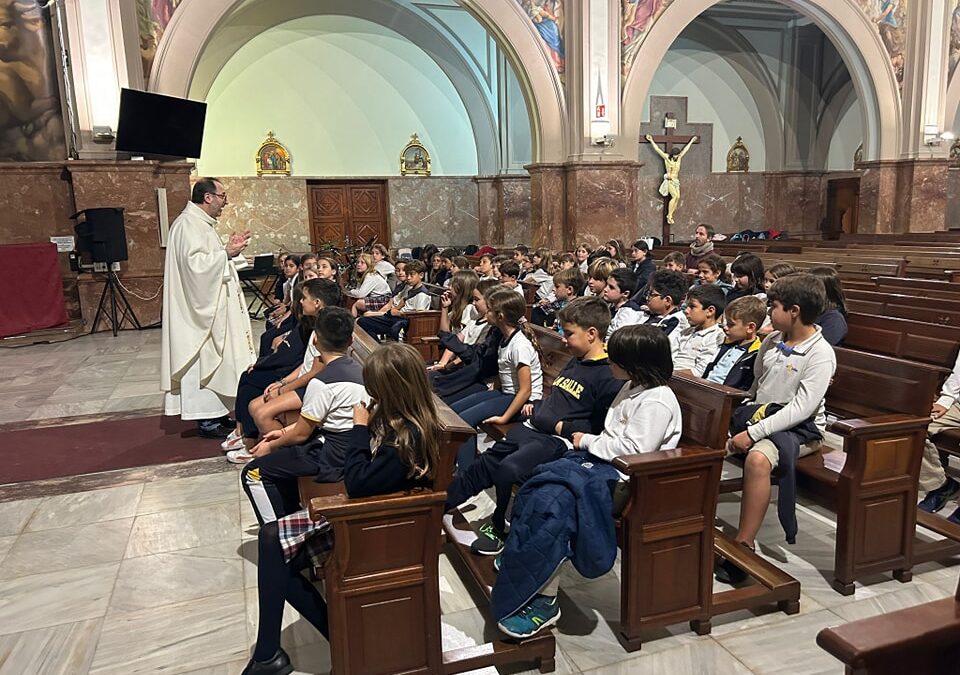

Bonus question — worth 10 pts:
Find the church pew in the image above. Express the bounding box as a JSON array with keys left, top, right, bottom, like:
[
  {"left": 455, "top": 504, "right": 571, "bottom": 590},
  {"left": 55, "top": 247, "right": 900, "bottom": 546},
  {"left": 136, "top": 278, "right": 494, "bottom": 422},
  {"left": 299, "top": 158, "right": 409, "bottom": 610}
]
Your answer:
[
  {"left": 871, "top": 276, "right": 960, "bottom": 298},
  {"left": 843, "top": 312, "right": 960, "bottom": 368},
  {"left": 477, "top": 325, "right": 796, "bottom": 648},
  {"left": 297, "top": 328, "right": 557, "bottom": 674},
  {"left": 846, "top": 290, "right": 960, "bottom": 327},
  {"left": 816, "top": 574, "right": 960, "bottom": 674},
  {"left": 349, "top": 285, "right": 444, "bottom": 362}
]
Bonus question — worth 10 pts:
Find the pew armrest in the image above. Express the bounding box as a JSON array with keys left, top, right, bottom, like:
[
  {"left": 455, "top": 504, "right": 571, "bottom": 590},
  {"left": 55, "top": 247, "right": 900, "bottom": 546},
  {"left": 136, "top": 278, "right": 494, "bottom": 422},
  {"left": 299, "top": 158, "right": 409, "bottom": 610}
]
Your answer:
[
  {"left": 829, "top": 413, "right": 931, "bottom": 438},
  {"left": 307, "top": 488, "right": 446, "bottom": 522},
  {"left": 613, "top": 446, "right": 726, "bottom": 475},
  {"left": 816, "top": 597, "right": 960, "bottom": 670}
]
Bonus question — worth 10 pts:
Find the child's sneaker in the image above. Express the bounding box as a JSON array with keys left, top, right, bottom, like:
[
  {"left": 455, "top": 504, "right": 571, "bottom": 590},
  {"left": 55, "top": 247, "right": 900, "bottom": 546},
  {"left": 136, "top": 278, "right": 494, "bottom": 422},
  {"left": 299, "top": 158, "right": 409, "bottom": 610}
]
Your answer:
[
  {"left": 497, "top": 595, "right": 560, "bottom": 639},
  {"left": 493, "top": 554, "right": 502, "bottom": 573},
  {"left": 221, "top": 435, "right": 245, "bottom": 452},
  {"left": 226, "top": 448, "right": 255, "bottom": 464},
  {"left": 470, "top": 522, "right": 505, "bottom": 556}
]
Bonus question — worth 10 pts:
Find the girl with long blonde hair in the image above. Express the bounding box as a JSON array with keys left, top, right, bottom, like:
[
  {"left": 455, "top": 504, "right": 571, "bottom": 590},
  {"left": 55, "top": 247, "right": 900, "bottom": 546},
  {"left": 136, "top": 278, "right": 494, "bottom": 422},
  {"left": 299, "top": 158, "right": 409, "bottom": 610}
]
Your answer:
[{"left": 348, "top": 252, "right": 392, "bottom": 316}]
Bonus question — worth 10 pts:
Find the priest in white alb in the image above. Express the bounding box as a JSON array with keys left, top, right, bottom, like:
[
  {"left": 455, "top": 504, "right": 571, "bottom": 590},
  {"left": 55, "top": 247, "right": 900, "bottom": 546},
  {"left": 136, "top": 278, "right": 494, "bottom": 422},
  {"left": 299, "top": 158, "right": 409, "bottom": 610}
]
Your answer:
[{"left": 161, "top": 177, "right": 257, "bottom": 439}]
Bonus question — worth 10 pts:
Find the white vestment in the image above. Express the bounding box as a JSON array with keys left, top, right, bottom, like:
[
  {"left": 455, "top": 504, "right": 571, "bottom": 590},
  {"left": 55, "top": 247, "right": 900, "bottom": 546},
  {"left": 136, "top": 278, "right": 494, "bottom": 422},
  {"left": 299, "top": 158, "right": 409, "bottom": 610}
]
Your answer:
[{"left": 161, "top": 202, "right": 257, "bottom": 420}]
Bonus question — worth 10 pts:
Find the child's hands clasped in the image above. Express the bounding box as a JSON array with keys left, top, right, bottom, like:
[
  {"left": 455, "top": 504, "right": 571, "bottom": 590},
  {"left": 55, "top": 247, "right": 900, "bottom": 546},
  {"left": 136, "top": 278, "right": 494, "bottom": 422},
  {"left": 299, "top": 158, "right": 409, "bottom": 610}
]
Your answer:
[
  {"left": 728, "top": 430, "right": 754, "bottom": 453},
  {"left": 353, "top": 403, "right": 370, "bottom": 425}
]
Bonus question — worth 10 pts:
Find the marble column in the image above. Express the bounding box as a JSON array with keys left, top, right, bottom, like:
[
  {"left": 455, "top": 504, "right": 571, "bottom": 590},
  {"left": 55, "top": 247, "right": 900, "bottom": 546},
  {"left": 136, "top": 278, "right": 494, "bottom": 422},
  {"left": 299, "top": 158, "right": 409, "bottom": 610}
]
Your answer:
[
  {"left": 495, "top": 176, "right": 532, "bottom": 246},
  {"left": 858, "top": 159, "right": 951, "bottom": 233},
  {"left": 65, "top": 160, "right": 193, "bottom": 330},
  {"left": 526, "top": 163, "right": 566, "bottom": 250},
  {"left": 762, "top": 171, "right": 826, "bottom": 236},
  {"left": 565, "top": 161, "right": 642, "bottom": 249}
]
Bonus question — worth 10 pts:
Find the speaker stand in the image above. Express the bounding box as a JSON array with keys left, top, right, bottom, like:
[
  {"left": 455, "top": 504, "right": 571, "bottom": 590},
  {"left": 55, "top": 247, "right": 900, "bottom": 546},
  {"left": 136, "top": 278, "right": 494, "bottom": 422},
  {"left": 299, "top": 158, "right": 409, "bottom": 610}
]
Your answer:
[{"left": 90, "top": 271, "right": 143, "bottom": 336}]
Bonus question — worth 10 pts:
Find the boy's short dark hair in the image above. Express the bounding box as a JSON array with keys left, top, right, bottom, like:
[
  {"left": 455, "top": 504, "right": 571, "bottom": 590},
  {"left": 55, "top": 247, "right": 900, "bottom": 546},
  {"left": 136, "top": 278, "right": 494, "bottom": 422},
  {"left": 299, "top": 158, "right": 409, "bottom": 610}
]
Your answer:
[
  {"left": 499, "top": 260, "right": 520, "bottom": 279},
  {"left": 686, "top": 284, "right": 727, "bottom": 317},
  {"left": 440, "top": 248, "right": 457, "bottom": 260},
  {"left": 558, "top": 296, "right": 611, "bottom": 336},
  {"left": 648, "top": 269, "right": 688, "bottom": 305},
  {"left": 514, "top": 245, "right": 529, "bottom": 255},
  {"left": 314, "top": 306, "right": 354, "bottom": 351},
  {"left": 631, "top": 240, "right": 649, "bottom": 253},
  {"left": 405, "top": 259, "right": 426, "bottom": 275},
  {"left": 725, "top": 295, "right": 767, "bottom": 327},
  {"left": 480, "top": 253, "right": 494, "bottom": 263},
  {"left": 662, "top": 251, "right": 685, "bottom": 266},
  {"left": 302, "top": 278, "right": 342, "bottom": 308},
  {"left": 608, "top": 268, "right": 638, "bottom": 297},
  {"left": 767, "top": 273, "right": 826, "bottom": 324},
  {"left": 553, "top": 267, "right": 586, "bottom": 296},
  {"left": 607, "top": 325, "right": 673, "bottom": 387}
]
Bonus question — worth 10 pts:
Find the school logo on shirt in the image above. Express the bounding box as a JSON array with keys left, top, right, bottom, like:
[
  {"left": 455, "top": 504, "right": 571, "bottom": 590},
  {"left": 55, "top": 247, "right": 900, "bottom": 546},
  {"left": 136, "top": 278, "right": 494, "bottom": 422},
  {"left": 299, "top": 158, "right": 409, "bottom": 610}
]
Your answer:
[{"left": 552, "top": 376, "right": 584, "bottom": 399}]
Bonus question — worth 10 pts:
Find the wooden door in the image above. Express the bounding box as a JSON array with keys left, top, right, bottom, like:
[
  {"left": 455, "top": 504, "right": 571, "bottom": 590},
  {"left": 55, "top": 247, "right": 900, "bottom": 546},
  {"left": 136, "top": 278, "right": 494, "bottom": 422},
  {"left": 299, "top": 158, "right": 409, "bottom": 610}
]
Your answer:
[
  {"left": 307, "top": 181, "right": 389, "bottom": 248},
  {"left": 826, "top": 178, "right": 860, "bottom": 237}
]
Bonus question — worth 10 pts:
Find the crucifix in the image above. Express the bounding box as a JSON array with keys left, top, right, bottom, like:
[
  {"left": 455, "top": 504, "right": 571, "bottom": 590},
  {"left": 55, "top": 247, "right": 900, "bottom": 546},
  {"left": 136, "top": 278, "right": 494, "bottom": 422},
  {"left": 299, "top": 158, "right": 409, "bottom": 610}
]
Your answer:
[{"left": 640, "top": 113, "right": 699, "bottom": 243}]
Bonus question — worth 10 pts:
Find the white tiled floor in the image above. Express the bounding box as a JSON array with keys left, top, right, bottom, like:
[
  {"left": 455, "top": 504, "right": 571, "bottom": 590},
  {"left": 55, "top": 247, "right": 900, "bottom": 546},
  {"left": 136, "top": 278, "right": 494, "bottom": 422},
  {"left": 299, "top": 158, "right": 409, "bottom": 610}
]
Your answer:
[{"left": 0, "top": 332, "right": 958, "bottom": 674}]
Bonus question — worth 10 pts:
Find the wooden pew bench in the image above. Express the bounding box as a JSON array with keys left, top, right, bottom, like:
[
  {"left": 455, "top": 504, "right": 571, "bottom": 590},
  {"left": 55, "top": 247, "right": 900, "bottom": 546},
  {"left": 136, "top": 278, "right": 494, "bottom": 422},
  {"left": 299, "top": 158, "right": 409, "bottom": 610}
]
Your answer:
[
  {"left": 817, "top": 575, "right": 960, "bottom": 674},
  {"left": 471, "top": 324, "right": 794, "bottom": 649},
  {"left": 846, "top": 289, "right": 960, "bottom": 327},
  {"left": 349, "top": 285, "right": 444, "bottom": 362},
  {"left": 843, "top": 312, "right": 960, "bottom": 368},
  {"left": 295, "top": 328, "right": 556, "bottom": 674},
  {"left": 871, "top": 276, "right": 960, "bottom": 299}
]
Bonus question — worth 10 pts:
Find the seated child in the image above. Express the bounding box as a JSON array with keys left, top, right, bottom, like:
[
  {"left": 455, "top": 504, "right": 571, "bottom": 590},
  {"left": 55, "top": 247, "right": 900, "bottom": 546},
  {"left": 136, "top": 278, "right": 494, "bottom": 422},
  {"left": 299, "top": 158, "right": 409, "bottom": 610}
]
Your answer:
[
  {"left": 450, "top": 287, "right": 543, "bottom": 470},
  {"left": 371, "top": 243, "right": 395, "bottom": 278},
  {"left": 491, "top": 324, "right": 682, "bottom": 638},
  {"left": 917, "top": 349, "right": 960, "bottom": 521},
  {"left": 243, "top": 342, "right": 439, "bottom": 675},
  {"left": 438, "top": 270, "right": 480, "bottom": 334},
  {"left": 356, "top": 259, "right": 431, "bottom": 340},
  {"left": 531, "top": 267, "right": 585, "bottom": 329},
  {"left": 584, "top": 257, "right": 618, "bottom": 297},
  {"left": 526, "top": 248, "right": 555, "bottom": 301},
  {"left": 662, "top": 251, "right": 686, "bottom": 272},
  {"left": 604, "top": 268, "right": 645, "bottom": 340},
  {"left": 430, "top": 277, "right": 499, "bottom": 371},
  {"left": 474, "top": 253, "right": 498, "bottom": 280},
  {"left": 716, "top": 273, "right": 836, "bottom": 583},
  {"left": 445, "top": 297, "right": 623, "bottom": 554},
  {"left": 240, "top": 307, "right": 369, "bottom": 524},
  {"left": 808, "top": 266, "right": 848, "bottom": 346},
  {"left": 726, "top": 253, "right": 766, "bottom": 302},
  {"left": 671, "top": 284, "right": 726, "bottom": 376},
  {"left": 642, "top": 269, "right": 690, "bottom": 335},
  {"left": 557, "top": 252, "right": 577, "bottom": 271},
  {"left": 701, "top": 295, "right": 766, "bottom": 390},
  {"left": 348, "top": 253, "right": 392, "bottom": 316},
  {"left": 498, "top": 260, "right": 525, "bottom": 297},
  {"left": 696, "top": 253, "right": 734, "bottom": 296},
  {"left": 629, "top": 239, "right": 656, "bottom": 293}
]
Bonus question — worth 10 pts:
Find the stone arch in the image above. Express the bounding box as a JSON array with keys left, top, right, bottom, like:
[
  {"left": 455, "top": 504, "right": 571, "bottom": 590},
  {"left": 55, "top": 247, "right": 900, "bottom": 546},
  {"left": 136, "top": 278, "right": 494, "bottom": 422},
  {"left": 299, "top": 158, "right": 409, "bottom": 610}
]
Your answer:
[
  {"left": 621, "top": 0, "right": 901, "bottom": 162},
  {"left": 150, "top": 0, "right": 568, "bottom": 166},
  {"left": 678, "top": 17, "right": 785, "bottom": 170}
]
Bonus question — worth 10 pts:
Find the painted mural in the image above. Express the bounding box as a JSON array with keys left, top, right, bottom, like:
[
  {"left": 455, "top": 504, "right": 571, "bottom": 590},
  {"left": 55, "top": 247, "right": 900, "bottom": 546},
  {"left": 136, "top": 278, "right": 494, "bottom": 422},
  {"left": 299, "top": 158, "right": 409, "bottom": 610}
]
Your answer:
[
  {"left": 621, "top": 0, "right": 673, "bottom": 83},
  {"left": 0, "top": 0, "right": 67, "bottom": 161},
  {"left": 950, "top": 0, "right": 960, "bottom": 81},
  {"left": 856, "top": 0, "right": 907, "bottom": 89},
  {"left": 137, "top": 0, "right": 183, "bottom": 83},
  {"left": 516, "top": 0, "right": 564, "bottom": 74}
]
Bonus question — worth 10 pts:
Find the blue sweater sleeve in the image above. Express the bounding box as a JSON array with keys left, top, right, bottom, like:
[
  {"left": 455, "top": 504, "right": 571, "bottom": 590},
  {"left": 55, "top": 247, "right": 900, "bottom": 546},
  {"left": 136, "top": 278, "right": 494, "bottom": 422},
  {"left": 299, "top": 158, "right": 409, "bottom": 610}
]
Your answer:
[{"left": 343, "top": 424, "right": 419, "bottom": 499}]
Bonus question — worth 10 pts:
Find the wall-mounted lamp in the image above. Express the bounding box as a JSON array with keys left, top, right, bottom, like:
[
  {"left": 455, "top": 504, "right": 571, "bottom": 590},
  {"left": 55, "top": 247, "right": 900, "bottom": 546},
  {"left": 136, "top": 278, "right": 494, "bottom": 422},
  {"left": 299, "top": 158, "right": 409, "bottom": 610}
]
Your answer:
[{"left": 92, "top": 125, "right": 115, "bottom": 144}]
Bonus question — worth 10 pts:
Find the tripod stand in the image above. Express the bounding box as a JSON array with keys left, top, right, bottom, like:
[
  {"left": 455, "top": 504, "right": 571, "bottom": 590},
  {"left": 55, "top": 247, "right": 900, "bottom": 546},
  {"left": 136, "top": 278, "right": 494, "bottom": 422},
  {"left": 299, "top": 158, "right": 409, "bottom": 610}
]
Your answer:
[{"left": 91, "top": 271, "right": 142, "bottom": 336}]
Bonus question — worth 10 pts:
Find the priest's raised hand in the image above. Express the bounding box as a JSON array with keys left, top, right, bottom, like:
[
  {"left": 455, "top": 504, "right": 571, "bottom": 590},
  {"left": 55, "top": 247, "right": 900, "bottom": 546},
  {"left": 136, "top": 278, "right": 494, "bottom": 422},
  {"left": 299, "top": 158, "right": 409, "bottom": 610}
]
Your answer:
[{"left": 226, "top": 230, "right": 252, "bottom": 257}]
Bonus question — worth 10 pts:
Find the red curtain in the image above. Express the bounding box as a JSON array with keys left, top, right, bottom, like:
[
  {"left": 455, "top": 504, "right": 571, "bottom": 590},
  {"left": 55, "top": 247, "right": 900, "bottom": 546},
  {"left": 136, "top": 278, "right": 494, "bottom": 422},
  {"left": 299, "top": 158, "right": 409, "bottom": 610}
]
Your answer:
[{"left": 0, "top": 243, "right": 69, "bottom": 338}]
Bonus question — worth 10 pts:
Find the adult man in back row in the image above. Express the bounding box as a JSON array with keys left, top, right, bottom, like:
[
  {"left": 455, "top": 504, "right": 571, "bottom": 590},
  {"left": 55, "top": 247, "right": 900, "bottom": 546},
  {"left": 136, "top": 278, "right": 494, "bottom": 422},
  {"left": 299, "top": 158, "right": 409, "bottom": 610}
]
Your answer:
[{"left": 161, "top": 177, "right": 257, "bottom": 438}]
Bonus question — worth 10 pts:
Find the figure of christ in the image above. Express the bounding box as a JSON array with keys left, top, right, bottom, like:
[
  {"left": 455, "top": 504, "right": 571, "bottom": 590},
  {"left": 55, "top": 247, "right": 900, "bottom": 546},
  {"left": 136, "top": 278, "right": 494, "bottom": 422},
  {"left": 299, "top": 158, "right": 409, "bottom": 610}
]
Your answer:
[{"left": 645, "top": 133, "right": 697, "bottom": 225}]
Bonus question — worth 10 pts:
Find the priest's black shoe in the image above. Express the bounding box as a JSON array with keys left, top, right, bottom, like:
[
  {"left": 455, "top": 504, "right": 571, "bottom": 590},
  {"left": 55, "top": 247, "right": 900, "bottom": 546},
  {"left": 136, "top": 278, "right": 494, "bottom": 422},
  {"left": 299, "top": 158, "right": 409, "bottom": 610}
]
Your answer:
[
  {"left": 197, "top": 420, "right": 232, "bottom": 439},
  {"left": 241, "top": 649, "right": 293, "bottom": 675}
]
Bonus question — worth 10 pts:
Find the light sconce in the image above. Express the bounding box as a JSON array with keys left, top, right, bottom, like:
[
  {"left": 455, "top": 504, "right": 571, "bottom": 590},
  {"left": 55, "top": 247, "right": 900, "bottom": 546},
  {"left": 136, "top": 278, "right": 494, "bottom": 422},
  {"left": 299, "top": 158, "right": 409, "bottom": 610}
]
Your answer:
[{"left": 924, "top": 125, "right": 955, "bottom": 147}]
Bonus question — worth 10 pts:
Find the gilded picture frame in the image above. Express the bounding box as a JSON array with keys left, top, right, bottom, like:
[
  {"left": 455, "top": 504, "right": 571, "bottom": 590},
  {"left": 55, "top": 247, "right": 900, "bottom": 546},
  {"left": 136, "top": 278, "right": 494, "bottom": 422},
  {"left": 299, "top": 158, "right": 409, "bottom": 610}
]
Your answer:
[
  {"left": 400, "top": 133, "right": 431, "bottom": 176},
  {"left": 256, "top": 131, "right": 292, "bottom": 176}
]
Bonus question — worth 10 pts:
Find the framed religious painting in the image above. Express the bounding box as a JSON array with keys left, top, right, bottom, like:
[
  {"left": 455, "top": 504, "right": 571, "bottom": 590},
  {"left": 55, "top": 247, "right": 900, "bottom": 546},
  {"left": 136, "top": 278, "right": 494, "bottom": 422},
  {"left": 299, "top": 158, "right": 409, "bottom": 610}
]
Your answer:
[
  {"left": 256, "top": 131, "right": 292, "bottom": 176},
  {"left": 400, "top": 133, "right": 431, "bottom": 176}
]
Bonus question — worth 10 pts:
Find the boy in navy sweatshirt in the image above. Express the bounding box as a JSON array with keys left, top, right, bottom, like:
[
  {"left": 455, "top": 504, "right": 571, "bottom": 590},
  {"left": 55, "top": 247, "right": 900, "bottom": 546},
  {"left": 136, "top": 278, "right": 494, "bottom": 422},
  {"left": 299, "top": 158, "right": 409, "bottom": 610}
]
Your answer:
[{"left": 445, "top": 296, "right": 624, "bottom": 555}]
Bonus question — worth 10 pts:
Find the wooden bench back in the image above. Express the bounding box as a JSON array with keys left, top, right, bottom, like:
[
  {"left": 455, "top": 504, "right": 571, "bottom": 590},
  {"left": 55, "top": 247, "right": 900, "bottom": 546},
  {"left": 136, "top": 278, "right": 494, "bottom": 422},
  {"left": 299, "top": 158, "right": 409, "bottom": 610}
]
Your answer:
[
  {"left": 846, "top": 289, "right": 960, "bottom": 327},
  {"left": 828, "top": 347, "right": 948, "bottom": 420},
  {"left": 845, "top": 312, "right": 960, "bottom": 368}
]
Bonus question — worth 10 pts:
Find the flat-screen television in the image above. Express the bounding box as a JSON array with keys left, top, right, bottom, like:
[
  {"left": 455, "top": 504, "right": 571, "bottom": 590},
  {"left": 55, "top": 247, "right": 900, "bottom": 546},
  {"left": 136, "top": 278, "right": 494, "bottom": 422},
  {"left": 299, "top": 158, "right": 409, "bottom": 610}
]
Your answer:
[{"left": 115, "top": 88, "right": 206, "bottom": 158}]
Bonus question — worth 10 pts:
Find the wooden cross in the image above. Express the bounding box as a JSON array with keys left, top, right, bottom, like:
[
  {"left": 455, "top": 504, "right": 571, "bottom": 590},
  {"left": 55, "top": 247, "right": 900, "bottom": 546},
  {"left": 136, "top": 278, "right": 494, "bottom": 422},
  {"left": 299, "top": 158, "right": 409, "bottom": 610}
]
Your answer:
[{"left": 640, "top": 113, "right": 700, "bottom": 243}]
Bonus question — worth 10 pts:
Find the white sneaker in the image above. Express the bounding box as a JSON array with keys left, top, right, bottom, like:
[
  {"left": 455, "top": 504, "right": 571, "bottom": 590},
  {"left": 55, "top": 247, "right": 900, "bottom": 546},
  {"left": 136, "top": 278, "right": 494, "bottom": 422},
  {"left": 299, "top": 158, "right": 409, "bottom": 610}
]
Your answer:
[
  {"left": 221, "top": 434, "right": 244, "bottom": 452},
  {"left": 226, "top": 448, "right": 255, "bottom": 464}
]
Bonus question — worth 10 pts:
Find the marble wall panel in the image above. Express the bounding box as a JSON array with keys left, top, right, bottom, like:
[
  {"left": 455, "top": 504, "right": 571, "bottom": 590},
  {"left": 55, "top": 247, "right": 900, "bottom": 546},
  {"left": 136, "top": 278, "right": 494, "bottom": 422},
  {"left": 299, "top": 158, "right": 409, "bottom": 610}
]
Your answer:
[
  {"left": 566, "top": 162, "right": 641, "bottom": 249},
  {"left": 387, "top": 177, "right": 479, "bottom": 247},
  {"left": 0, "top": 163, "right": 80, "bottom": 319},
  {"left": 213, "top": 177, "right": 310, "bottom": 255},
  {"left": 946, "top": 167, "right": 960, "bottom": 229},
  {"left": 903, "top": 160, "right": 950, "bottom": 232},
  {"left": 527, "top": 164, "right": 566, "bottom": 250},
  {"left": 762, "top": 172, "right": 824, "bottom": 236},
  {"left": 475, "top": 177, "right": 500, "bottom": 246},
  {"left": 499, "top": 176, "right": 531, "bottom": 246}
]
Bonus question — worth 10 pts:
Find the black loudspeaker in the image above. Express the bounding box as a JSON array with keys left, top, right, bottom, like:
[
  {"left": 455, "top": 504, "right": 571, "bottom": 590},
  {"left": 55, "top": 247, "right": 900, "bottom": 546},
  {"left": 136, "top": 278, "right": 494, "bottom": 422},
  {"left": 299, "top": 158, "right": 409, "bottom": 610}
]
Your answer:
[{"left": 72, "top": 208, "right": 127, "bottom": 263}]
